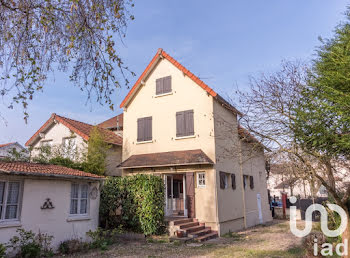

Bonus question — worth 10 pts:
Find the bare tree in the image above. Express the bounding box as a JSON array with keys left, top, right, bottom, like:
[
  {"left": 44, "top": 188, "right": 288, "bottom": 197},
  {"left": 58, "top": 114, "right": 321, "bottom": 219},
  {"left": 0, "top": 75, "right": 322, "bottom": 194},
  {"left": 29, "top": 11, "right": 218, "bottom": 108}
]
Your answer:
[
  {"left": 236, "top": 60, "right": 350, "bottom": 244},
  {"left": 0, "top": 0, "right": 135, "bottom": 121}
]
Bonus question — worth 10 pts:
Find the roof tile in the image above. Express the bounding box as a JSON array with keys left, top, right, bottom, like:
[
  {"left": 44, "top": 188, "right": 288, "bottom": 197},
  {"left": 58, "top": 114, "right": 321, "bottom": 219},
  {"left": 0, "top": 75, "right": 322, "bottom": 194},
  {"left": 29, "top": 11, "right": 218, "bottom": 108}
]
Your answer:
[{"left": 0, "top": 162, "right": 103, "bottom": 179}]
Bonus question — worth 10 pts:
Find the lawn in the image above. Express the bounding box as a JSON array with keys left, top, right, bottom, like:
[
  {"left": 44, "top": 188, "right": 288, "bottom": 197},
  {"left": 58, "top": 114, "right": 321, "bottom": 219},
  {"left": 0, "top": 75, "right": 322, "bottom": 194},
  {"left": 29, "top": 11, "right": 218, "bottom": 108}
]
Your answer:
[{"left": 64, "top": 220, "right": 305, "bottom": 258}]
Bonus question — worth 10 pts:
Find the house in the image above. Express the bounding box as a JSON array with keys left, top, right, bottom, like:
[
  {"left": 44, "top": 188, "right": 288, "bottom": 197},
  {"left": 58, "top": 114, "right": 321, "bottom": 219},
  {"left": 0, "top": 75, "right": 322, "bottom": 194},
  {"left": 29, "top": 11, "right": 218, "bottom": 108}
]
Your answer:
[
  {"left": 0, "top": 142, "right": 28, "bottom": 159},
  {"left": 98, "top": 113, "right": 124, "bottom": 137},
  {"left": 25, "top": 113, "right": 123, "bottom": 176},
  {"left": 0, "top": 161, "right": 103, "bottom": 251},
  {"left": 118, "top": 48, "right": 272, "bottom": 237}
]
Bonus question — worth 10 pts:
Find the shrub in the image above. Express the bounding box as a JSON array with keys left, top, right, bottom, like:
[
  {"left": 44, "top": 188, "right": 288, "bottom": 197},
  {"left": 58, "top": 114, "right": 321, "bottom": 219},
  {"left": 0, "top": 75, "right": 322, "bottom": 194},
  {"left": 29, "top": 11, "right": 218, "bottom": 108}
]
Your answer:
[
  {"left": 58, "top": 239, "right": 87, "bottom": 255},
  {"left": 8, "top": 228, "right": 53, "bottom": 258},
  {"left": 100, "top": 174, "right": 165, "bottom": 235},
  {"left": 86, "top": 228, "right": 119, "bottom": 250},
  {"left": 0, "top": 244, "right": 6, "bottom": 258}
]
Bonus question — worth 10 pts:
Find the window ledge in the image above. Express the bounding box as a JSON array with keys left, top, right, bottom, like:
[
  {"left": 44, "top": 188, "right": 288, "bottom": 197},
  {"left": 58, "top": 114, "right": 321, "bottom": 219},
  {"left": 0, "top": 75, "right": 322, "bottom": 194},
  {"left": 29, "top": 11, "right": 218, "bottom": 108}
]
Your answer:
[
  {"left": 175, "top": 135, "right": 196, "bottom": 140},
  {"left": 67, "top": 216, "right": 90, "bottom": 222},
  {"left": 154, "top": 92, "right": 173, "bottom": 98},
  {"left": 0, "top": 221, "right": 21, "bottom": 228},
  {"left": 136, "top": 140, "right": 153, "bottom": 145}
]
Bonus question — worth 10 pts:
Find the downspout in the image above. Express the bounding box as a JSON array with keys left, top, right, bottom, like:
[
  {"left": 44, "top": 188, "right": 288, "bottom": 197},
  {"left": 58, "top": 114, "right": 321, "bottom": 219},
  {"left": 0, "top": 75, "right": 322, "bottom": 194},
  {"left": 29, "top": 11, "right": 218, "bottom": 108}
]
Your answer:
[{"left": 239, "top": 139, "right": 247, "bottom": 228}]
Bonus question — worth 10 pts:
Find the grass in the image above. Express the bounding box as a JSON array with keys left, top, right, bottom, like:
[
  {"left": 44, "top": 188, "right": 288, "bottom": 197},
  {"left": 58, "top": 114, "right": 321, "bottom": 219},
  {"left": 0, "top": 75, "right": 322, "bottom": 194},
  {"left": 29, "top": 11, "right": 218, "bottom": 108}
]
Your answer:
[{"left": 62, "top": 221, "right": 306, "bottom": 258}]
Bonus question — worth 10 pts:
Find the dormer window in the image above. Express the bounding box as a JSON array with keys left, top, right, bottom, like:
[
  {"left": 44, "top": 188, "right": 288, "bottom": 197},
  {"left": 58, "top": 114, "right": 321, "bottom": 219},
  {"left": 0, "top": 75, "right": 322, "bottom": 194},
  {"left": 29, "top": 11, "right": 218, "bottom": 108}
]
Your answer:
[{"left": 156, "top": 76, "right": 172, "bottom": 95}]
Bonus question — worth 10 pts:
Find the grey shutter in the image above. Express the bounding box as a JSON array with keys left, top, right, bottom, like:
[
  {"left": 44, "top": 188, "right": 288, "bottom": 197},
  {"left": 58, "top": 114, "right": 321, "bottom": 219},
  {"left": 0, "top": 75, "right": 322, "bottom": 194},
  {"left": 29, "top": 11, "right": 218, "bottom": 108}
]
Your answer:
[
  {"left": 250, "top": 176, "right": 254, "bottom": 189},
  {"left": 231, "top": 174, "right": 236, "bottom": 190},
  {"left": 156, "top": 78, "right": 163, "bottom": 95},
  {"left": 137, "top": 118, "right": 144, "bottom": 142},
  {"left": 185, "top": 110, "right": 194, "bottom": 136},
  {"left": 176, "top": 112, "right": 185, "bottom": 137},
  {"left": 145, "top": 117, "right": 152, "bottom": 141},
  {"left": 219, "top": 172, "right": 225, "bottom": 189},
  {"left": 163, "top": 76, "right": 172, "bottom": 93}
]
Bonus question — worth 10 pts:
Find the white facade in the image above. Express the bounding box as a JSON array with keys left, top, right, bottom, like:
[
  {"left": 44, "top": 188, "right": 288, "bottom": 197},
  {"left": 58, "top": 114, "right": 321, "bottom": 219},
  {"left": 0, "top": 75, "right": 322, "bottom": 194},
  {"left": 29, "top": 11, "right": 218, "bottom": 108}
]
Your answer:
[
  {"left": 0, "top": 143, "right": 28, "bottom": 159},
  {"left": 0, "top": 175, "right": 101, "bottom": 250}
]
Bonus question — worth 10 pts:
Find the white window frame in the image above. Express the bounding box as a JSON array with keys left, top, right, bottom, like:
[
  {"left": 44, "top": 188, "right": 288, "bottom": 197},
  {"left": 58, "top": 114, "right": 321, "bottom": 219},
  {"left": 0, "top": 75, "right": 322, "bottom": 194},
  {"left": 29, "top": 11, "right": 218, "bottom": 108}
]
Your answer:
[
  {"left": 62, "top": 137, "right": 77, "bottom": 158},
  {"left": 40, "top": 140, "right": 53, "bottom": 147},
  {"left": 69, "top": 183, "right": 89, "bottom": 218},
  {"left": 197, "top": 172, "right": 206, "bottom": 188},
  {"left": 0, "top": 180, "right": 23, "bottom": 224}
]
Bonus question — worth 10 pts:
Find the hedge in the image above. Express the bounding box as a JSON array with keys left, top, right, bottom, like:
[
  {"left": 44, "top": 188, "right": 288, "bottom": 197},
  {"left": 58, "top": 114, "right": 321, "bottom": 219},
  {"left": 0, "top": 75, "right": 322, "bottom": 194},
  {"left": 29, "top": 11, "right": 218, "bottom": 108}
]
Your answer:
[{"left": 100, "top": 174, "right": 165, "bottom": 235}]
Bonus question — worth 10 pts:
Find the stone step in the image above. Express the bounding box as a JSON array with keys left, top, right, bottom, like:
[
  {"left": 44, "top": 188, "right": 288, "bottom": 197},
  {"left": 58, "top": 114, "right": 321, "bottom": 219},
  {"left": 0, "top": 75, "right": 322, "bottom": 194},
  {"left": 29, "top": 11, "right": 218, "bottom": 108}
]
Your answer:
[
  {"left": 172, "top": 218, "right": 194, "bottom": 226},
  {"left": 178, "top": 221, "right": 199, "bottom": 229},
  {"left": 182, "top": 225, "right": 205, "bottom": 234},
  {"left": 188, "top": 227, "right": 212, "bottom": 238},
  {"left": 195, "top": 231, "right": 218, "bottom": 242}
]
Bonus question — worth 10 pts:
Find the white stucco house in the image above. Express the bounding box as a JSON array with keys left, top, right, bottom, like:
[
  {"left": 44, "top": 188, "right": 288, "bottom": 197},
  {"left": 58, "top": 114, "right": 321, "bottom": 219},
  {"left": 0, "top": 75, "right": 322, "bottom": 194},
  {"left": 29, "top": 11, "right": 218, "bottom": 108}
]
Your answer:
[
  {"left": 0, "top": 161, "right": 104, "bottom": 251},
  {"left": 25, "top": 113, "right": 123, "bottom": 176},
  {"left": 0, "top": 142, "right": 28, "bottom": 159}
]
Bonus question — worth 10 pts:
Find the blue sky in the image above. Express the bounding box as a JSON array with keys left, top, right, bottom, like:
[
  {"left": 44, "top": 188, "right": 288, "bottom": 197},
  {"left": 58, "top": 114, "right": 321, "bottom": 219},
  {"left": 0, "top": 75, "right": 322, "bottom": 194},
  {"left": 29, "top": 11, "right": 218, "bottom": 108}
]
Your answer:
[{"left": 0, "top": 0, "right": 348, "bottom": 145}]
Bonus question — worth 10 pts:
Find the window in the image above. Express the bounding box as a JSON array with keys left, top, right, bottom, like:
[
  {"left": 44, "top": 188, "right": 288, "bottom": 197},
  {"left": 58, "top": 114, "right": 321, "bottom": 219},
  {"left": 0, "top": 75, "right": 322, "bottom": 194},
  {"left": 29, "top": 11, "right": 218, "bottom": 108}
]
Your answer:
[
  {"left": 70, "top": 183, "right": 89, "bottom": 216},
  {"left": 62, "top": 137, "right": 77, "bottom": 158},
  {"left": 0, "top": 181, "right": 22, "bottom": 221},
  {"left": 231, "top": 174, "right": 236, "bottom": 190},
  {"left": 176, "top": 110, "right": 194, "bottom": 137},
  {"left": 197, "top": 172, "right": 206, "bottom": 188},
  {"left": 156, "top": 76, "right": 172, "bottom": 95},
  {"left": 137, "top": 117, "right": 152, "bottom": 142},
  {"left": 219, "top": 172, "right": 228, "bottom": 189},
  {"left": 41, "top": 140, "right": 52, "bottom": 147},
  {"left": 250, "top": 176, "right": 254, "bottom": 189},
  {"left": 243, "top": 175, "right": 249, "bottom": 189}
]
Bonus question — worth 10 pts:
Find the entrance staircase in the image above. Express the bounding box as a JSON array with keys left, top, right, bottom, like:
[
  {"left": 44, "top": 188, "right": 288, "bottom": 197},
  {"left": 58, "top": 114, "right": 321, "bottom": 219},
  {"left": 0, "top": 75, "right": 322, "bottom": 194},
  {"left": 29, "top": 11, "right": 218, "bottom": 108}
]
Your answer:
[{"left": 167, "top": 218, "right": 218, "bottom": 242}]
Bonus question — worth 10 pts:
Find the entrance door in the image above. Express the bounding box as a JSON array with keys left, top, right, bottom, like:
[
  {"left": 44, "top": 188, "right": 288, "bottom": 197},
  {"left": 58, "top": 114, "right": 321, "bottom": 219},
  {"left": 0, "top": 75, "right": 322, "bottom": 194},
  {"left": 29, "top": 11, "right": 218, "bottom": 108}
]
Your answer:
[
  {"left": 165, "top": 175, "right": 173, "bottom": 216},
  {"left": 186, "top": 172, "right": 195, "bottom": 218}
]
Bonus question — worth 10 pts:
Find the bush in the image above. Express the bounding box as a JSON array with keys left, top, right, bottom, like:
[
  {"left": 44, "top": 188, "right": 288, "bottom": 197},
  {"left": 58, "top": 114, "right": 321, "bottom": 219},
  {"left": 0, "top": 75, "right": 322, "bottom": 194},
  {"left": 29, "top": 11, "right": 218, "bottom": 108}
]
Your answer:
[
  {"left": 8, "top": 228, "right": 53, "bottom": 258},
  {"left": 86, "top": 228, "right": 120, "bottom": 250},
  {"left": 100, "top": 174, "right": 165, "bottom": 235},
  {"left": 58, "top": 239, "right": 87, "bottom": 255},
  {"left": 0, "top": 244, "right": 6, "bottom": 258}
]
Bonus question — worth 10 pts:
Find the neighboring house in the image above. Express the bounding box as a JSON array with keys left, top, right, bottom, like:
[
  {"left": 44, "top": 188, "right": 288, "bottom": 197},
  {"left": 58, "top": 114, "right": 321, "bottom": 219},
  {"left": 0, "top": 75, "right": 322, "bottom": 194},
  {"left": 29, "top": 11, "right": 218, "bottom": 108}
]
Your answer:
[
  {"left": 267, "top": 163, "right": 329, "bottom": 199},
  {"left": 0, "top": 142, "right": 28, "bottom": 159},
  {"left": 118, "top": 48, "right": 272, "bottom": 236},
  {"left": 98, "top": 113, "right": 124, "bottom": 137},
  {"left": 0, "top": 161, "right": 103, "bottom": 251},
  {"left": 25, "top": 113, "right": 123, "bottom": 176}
]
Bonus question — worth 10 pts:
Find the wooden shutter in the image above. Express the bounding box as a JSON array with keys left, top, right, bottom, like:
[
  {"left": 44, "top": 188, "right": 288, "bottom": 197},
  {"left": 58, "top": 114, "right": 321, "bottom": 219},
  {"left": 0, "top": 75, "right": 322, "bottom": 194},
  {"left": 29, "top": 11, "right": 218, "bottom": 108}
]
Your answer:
[
  {"left": 185, "top": 110, "right": 194, "bottom": 136},
  {"left": 231, "top": 174, "right": 236, "bottom": 190},
  {"left": 156, "top": 78, "right": 163, "bottom": 95},
  {"left": 137, "top": 118, "right": 144, "bottom": 142},
  {"left": 186, "top": 172, "right": 195, "bottom": 218},
  {"left": 145, "top": 117, "right": 152, "bottom": 141},
  {"left": 219, "top": 172, "right": 226, "bottom": 189},
  {"left": 250, "top": 176, "right": 254, "bottom": 189},
  {"left": 163, "top": 76, "right": 172, "bottom": 93},
  {"left": 176, "top": 112, "right": 184, "bottom": 137}
]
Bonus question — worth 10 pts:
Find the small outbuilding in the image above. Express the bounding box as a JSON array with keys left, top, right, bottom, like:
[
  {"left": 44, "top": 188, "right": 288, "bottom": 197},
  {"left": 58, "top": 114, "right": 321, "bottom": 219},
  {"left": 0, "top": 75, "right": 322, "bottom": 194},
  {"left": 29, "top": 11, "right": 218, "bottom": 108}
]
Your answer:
[{"left": 0, "top": 162, "right": 103, "bottom": 250}]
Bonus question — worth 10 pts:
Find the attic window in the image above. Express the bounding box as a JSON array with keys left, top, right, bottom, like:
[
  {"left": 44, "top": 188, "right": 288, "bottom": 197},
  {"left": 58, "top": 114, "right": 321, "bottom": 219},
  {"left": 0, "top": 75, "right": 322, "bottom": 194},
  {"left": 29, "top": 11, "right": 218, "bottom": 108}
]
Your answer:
[{"left": 156, "top": 76, "right": 172, "bottom": 95}]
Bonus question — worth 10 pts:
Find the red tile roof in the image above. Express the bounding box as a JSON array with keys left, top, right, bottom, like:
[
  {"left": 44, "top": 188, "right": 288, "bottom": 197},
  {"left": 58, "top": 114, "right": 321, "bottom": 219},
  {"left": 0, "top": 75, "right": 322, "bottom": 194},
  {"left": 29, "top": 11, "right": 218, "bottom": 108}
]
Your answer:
[
  {"left": 25, "top": 114, "right": 123, "bottom": 146},
  {"left": 98, "top": 113, "right": 123, "bottom": 130},
  {"left": 0, "top": 142, "right": 15, "bottom": 148},
  {"left": 0, "top": 162, "right": 104, "bottom": 180},
  {"left": 118, "top": 149, "right": 214, "bottom": 169},
  {"left": 119, "top": 49, "right": 242, "bottom": 116}
]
